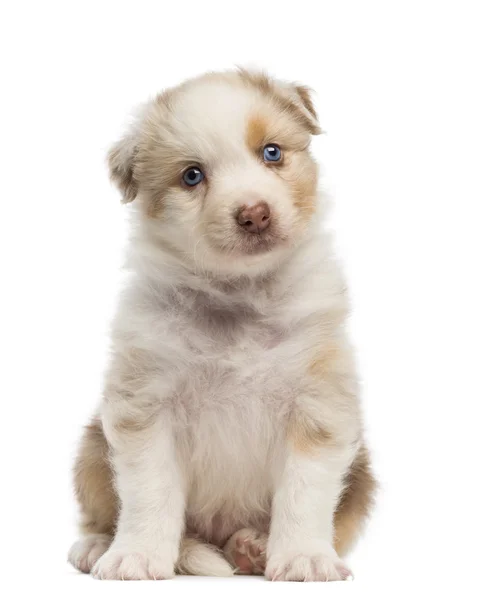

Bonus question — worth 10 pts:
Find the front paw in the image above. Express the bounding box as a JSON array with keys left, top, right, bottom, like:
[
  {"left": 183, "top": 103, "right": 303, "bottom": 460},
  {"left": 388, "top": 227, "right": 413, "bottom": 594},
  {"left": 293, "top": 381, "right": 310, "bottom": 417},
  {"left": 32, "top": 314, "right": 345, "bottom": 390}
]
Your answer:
[
  {"left": 266, "top": 545, "right": 352, "bottom": 582},
  {"left": 91, "top": 546, "right": 175, "bottom": 580}
]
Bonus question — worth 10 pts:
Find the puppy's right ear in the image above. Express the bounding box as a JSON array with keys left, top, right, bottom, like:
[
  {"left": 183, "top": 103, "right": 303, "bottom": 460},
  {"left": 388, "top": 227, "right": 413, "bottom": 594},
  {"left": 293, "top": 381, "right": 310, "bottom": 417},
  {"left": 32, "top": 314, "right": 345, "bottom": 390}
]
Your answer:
[{"left": 107, "top": 132, "right": 138, "bottom": 203}]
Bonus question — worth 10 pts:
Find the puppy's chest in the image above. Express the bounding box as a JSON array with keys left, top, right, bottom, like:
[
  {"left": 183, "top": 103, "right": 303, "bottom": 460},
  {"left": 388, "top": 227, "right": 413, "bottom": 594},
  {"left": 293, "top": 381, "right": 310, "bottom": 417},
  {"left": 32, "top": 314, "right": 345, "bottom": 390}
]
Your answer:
[
  {"left": 175, "top": 314, "right": 299, "bottom": 415},
  {"left": 172, "top": 315, "right": 296, "bottom": 498}
]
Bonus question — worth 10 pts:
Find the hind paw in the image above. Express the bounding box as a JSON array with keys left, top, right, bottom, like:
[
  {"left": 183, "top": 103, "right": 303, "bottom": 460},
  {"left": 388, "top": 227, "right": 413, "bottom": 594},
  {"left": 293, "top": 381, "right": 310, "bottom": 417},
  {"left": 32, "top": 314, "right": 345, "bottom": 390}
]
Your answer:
[
  {"left": 223, "top": 528, "right": 267, "bottom": 575},
  {"left": 68, "top": 534, "right": 112, "bottom": 574}
]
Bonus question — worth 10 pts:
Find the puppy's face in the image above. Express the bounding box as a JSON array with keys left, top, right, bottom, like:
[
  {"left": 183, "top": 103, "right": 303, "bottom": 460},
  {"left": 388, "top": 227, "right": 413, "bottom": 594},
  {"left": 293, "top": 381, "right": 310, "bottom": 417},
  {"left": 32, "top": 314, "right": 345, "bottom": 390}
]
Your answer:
[{"left": 109, "top": 70, "right": 321, "bottom": 275}]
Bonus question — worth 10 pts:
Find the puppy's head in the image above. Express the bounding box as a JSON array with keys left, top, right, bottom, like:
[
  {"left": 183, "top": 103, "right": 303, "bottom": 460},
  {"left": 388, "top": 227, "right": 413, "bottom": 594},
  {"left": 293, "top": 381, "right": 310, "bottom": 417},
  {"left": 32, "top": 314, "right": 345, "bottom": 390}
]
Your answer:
[{"left": 109, "top": 69, "right": 321, "bottom": 276}]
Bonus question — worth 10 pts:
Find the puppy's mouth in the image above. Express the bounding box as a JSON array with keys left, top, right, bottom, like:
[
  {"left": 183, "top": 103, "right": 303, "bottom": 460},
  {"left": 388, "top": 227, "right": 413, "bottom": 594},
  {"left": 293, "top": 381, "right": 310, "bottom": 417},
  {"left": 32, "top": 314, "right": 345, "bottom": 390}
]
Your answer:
[
  {"left": 208, "top": 224, "right": 288, "bottom": 258},
  {"left": 235, "top": 228, "right": 285, "bottom": 255}
]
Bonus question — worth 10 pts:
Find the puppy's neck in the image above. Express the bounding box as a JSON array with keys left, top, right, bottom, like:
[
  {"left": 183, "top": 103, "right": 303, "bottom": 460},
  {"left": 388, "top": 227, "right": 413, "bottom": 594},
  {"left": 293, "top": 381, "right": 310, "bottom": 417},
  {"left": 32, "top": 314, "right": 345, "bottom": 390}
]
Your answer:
[{"left": 129, "top": 230, "right": 321, "bottom": 306}]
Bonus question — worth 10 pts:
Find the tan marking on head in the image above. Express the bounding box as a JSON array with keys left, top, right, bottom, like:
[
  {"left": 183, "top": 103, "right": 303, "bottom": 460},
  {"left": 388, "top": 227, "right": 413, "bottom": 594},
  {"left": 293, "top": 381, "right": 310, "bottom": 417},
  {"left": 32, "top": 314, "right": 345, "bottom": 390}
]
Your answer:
[
  {"left": 334, "top": 444, "right": 377, "bottom": 556},
  {"left": 288, "top": 152, "right": 318, "bottom": 218},
  {"left": 246, "top": 114, "right": 268, "bottom": 153},
  {"left": 287, "top": 410, "right": 331, "bottom": 455},
  {"left": 238, "top": 68, "right": 321, "bottom": 135}
]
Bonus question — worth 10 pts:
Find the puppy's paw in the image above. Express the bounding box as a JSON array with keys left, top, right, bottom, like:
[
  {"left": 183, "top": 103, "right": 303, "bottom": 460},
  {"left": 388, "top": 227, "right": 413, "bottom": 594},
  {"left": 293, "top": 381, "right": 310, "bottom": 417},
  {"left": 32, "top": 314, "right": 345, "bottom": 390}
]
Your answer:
[
  {"left": 223, "top": 528, "right": 267, "bottom": 575},
  {"left": 68, "top": 534, "right": 112, "bottom": 574},
  {"left": 91, "top": 546, "right": 175, "bottom": 580},
  {"left": 266, "top": 545, "right": 352, "bottom": 582}
]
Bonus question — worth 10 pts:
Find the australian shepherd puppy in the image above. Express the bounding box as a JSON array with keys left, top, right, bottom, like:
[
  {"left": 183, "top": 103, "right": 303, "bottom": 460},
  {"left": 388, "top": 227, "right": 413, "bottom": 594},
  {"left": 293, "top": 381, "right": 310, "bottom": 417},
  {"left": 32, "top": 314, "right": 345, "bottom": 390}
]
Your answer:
[{"left": 68, "top": 69, "right": 376, "bottom": 581}]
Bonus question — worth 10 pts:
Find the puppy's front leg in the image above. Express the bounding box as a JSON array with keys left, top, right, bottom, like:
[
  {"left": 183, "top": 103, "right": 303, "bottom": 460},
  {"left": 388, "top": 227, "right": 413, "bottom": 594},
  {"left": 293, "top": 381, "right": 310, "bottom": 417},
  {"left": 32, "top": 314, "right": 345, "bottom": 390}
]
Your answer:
[
  {"left": 92, "top": 407, "right": 184, "bottom": 580},
  {"left": 266, "top": 398, "right": 356, "bottom": 582}
]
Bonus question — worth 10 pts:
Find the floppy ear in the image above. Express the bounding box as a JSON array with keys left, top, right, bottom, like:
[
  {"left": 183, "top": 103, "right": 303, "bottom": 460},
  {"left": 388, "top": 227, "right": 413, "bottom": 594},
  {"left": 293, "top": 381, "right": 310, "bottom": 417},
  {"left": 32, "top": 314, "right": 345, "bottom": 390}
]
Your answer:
[
  {"left": 280, "top": 83, "right": 322, "bottom": 136},
  {"left": 107, "top": 131, "right": 139, "bottom": 203},
  {"left": 273, "top": 76, "right": 322, "bottom": 135},
  {"left": 294, "top": 85, "right": 321, "bottom": 135}
]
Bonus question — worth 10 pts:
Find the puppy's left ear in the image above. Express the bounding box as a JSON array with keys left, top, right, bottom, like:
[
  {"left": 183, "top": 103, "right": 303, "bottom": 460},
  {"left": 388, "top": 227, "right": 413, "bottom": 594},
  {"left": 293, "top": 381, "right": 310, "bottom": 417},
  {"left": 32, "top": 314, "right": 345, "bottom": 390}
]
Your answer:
[
  {"left": 288, "top": 84, "right": 322, "bottom": 135},
  {"left": 294, "top": 85, "right": 321, "bottom": 135},
  {"left": 107, "top": 131, "right": 139, "bottom": 203}
]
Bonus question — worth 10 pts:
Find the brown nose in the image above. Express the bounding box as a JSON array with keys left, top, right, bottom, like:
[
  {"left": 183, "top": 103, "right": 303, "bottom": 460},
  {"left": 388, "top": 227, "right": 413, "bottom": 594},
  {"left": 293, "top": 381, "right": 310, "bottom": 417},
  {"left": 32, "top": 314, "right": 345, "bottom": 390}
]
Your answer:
[{"left": 236, "top": 202, "right": 271, "bottom": 233}]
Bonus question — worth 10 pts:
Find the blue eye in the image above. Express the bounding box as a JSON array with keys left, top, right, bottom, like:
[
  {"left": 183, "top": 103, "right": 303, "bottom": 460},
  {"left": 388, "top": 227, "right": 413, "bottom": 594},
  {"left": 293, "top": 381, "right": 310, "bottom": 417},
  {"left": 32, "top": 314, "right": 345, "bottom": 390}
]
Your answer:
[
  {"left": 183, "top": 167, "right": 204, "bottom": 186},
  {"left": 263, "top": 144, "right": 282, "bottom": 162}
]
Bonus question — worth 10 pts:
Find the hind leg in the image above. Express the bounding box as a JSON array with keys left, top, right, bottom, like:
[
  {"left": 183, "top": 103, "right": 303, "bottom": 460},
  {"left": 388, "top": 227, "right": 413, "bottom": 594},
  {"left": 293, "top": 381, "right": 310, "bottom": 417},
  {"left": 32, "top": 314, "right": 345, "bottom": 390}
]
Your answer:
[
  {"left": 67, "top": 418, "right": 118, "bottom": 574},
  {"left": 68, "top": 533, "right": 112, "bottom": 573},
  {"left": 223, "top": 528, "right": 268, "bottom": 575}
]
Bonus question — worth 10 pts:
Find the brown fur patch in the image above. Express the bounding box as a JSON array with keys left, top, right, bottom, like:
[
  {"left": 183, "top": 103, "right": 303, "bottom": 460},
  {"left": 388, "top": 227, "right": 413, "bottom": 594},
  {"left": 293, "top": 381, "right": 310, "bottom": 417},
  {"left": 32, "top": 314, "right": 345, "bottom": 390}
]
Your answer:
[
  {"left": 246, "top": 114, "right": 268, "bottom": 152},
  {"left": 238, "top": 69, "right": 320, "bottom": 135},
  {"left": 289, "top": 154, "right": 318, "bottom": 217},
  {"left": 308, "top": 338, "right": 358, "bottom": 405},
  {"left": 334, "top": 444, "right": 377, "bottom": 556},
  {"left": 309, "top": 343, "right": 341, "bottom": 378},
  {"left": 287, "top": 410, "right": 331, "bottom": 454},
  {"left": 73, "top": 418, "right": 118, "bottom": 535}
]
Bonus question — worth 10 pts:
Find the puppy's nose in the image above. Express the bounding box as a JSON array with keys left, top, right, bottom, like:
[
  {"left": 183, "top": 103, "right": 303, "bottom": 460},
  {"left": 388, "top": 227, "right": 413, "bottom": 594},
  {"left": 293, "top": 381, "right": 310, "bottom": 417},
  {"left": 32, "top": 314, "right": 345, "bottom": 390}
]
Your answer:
[{"left": 236, "top": 202, "right": 271, "bottom": 233}]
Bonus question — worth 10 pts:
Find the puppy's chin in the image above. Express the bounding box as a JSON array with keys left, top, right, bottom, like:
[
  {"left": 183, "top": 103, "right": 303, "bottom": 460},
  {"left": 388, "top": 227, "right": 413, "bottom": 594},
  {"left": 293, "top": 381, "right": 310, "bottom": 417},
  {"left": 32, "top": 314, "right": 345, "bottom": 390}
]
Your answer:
[{"left": 195, "top": 236, "right": 292, "bottom": 278}]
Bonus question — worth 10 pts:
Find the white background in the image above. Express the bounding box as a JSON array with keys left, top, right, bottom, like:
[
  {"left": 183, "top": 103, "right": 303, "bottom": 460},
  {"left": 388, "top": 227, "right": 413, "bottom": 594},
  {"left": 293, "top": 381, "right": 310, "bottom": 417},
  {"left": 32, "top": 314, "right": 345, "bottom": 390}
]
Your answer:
[{"left": 1, "top": 1, "right": 480, "bottom": 598}]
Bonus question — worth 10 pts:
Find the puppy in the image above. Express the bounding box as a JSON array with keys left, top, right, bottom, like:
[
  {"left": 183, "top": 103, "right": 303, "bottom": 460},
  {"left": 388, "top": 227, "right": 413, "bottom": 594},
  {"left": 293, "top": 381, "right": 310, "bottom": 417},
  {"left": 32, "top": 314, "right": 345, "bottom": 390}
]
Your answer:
[{"left": 68, "top": 69, "right": 376, "bottom": 581}]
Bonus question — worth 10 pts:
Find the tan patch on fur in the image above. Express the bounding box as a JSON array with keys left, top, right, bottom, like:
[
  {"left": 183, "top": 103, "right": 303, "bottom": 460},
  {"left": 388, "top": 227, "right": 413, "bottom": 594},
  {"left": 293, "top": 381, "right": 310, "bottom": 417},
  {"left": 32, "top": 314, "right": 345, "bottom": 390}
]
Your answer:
[
  {"left": 308, "top": 337, "right": 358, "bottom": 406},
  {"left": 289, "top": 154, "right": 318, "bottom": 218},
  {"left": 238, "top": 69, "right": 320, "bottom": 135},
  {"left": 287, "top": 410, "right": 331, "bottom": 454},
  {"left": 309, "top": 343, "right": 341, "bottom": 378},
  {"left": 73, "top": 418, "right": 118, "bottom": 535},
  {"left": 246, "top": 114, "right": 268, "bottom": 153},
  {"left": 73, "top": 352, "right": 161, "bottom": 536},
  {"left": 334, "top": 444, "right": 377, "bottom": 556}
]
